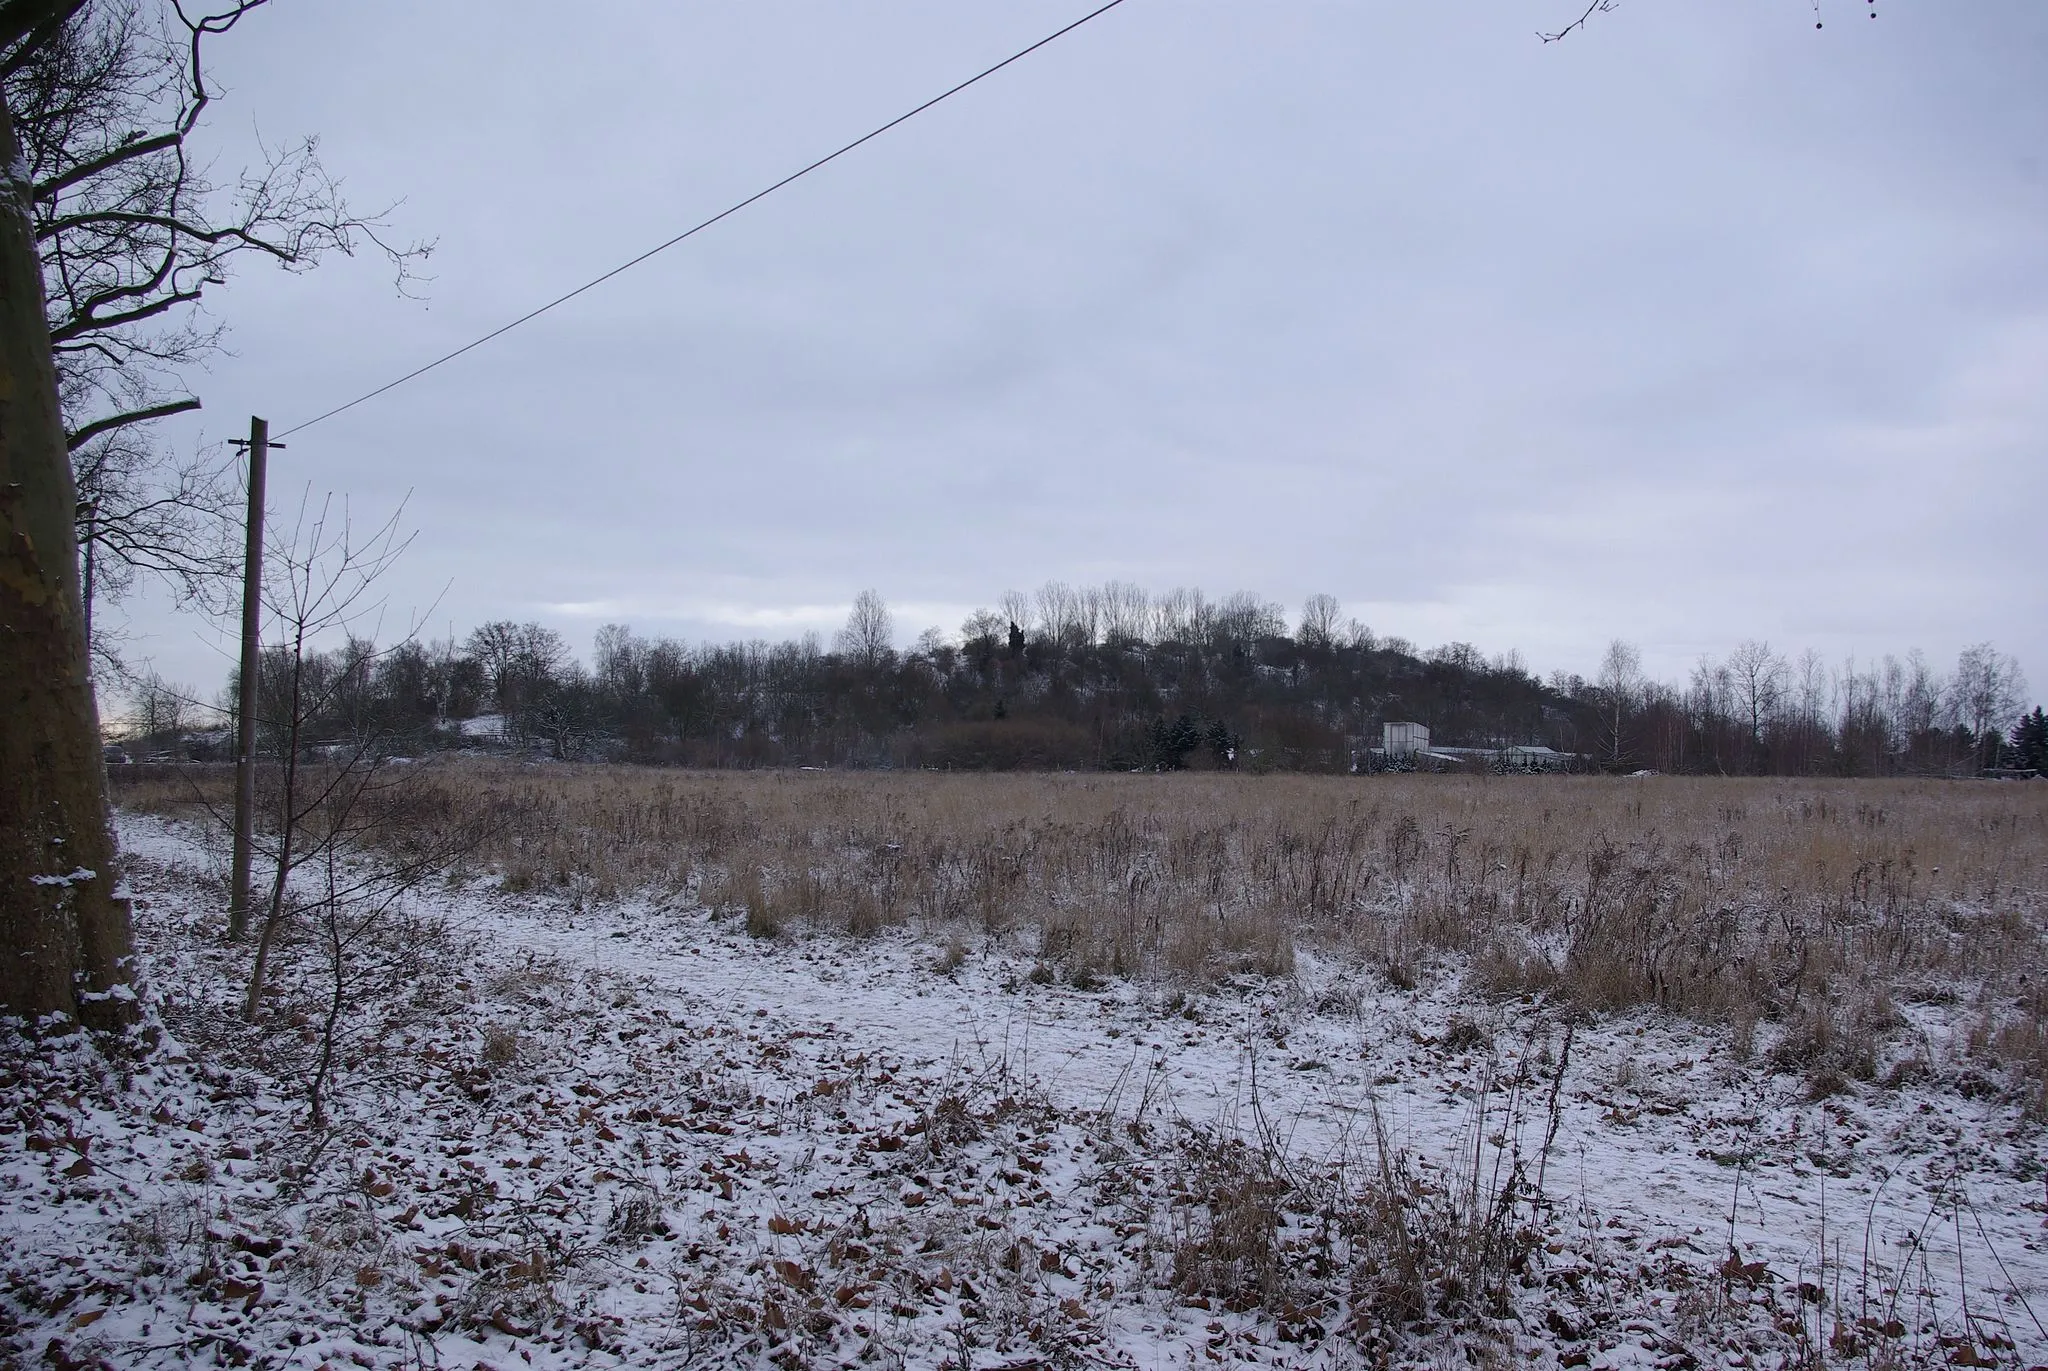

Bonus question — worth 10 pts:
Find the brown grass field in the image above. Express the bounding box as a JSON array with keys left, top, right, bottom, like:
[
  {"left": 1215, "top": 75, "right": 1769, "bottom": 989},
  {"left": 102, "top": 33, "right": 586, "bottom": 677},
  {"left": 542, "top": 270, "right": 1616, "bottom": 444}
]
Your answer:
[
  {"left": 73, "top": 765, "right": 2048, "bottom": 1364},
  {"left": 116, "top": 764, "right": 2048, "bottom": 1077}
]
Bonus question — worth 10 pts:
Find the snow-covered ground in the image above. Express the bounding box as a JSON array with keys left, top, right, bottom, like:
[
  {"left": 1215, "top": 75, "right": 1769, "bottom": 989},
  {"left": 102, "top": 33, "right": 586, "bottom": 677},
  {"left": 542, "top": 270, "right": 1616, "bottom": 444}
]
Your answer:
[{"left": 5, "top": 812, "right": 2046, "bottom": 1369}]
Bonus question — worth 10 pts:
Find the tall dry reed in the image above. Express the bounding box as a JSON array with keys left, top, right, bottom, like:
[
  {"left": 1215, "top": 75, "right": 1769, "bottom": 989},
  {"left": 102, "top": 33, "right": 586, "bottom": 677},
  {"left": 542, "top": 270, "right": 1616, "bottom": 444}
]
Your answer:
[{"left": 117, "top": 763, "right": 2048, "bottom": 1072}]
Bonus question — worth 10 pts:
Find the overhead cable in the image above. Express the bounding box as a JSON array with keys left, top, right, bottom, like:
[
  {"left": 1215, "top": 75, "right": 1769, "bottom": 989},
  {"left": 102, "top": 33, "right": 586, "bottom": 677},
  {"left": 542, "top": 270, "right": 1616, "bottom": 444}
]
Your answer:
[{"left": 279, "top": 0, "right": 1131, "bottom": 439}]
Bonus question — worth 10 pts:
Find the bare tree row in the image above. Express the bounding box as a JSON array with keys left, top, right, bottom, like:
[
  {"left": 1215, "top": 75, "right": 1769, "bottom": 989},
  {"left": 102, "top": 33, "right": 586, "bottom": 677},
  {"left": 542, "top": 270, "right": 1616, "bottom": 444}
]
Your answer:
[
  {"left": 116, "top": 587, "right": 2038, "bottom": 780},
  {"left": 1583, "top": 637, "right": 2031, "bottom": 775}
]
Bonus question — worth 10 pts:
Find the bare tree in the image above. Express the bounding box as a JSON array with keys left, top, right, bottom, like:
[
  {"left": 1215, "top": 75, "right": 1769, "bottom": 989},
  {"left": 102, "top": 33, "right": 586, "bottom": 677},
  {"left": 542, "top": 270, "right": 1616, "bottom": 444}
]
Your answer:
[
  {"left": 16, "top": 0, "right": 429, "bottom": 443},
  {"left": 1686, "top": 656, "right": 1731, "bottom": 773},
  {"left": 1948, "top": 642, "right": 2028, "bottom": 751},
  {"left": 7, "top": 0, "right": 428, "bottom": 656},
  {"left": 1832, "top": 655, "right": 1880, "bottom": 772},
  {"left": 122, "top": 663, "right": 189, "bottom": 741},
  {"left": 464, "top": 618, "right": 565, "bottom": 721},
  {"left": 464, "top": 620, "right": 521, "bottom": 713},
  {"left": 959, "top": 608, "right": 1005, "bottom": 649},
  {"left": 1097, "top": 580, "right": 1150, "bottom": 646},
  {"left": 998, "top": 589, "right": 1031, "bottom": 642},
  {"left": 4, "top": 0, "right": 428, "bottom": 1026},
  {"left": 297, "top": 819, "right": 452, "bottom": 1129},
  {"left": 593, "top": 621, "right": 642, "bottom": 697},
  {"left": 1724, "top": 639, "right": 1786, "bottom": 767},
  {"left": 1076, "top": 583, "right": 1104, "bottom": 648},
  {"left": 1150, "top": 586, "right": 1210, "bottom": 645},
  {"left": 836, "top": 588, "right": 893, "bottom": 668},
  {"left": 73, "top": 427, "right": 235, "bottom": 652},
  {"left": 1893, "top": 650, "right": 1940, "bottom": 751},
  {"left": 1298, "top": 593, "right": 1342, "bottom": 651},
  {"left": 1214, "top": 590, "right": 1284, "bottom": 650},
  {"left": 1596, "top": 638, "right": 1644, "bottom": 771},
  {"left": 238, "top": 490, "right": 415, "bottom": 1022},
  {"left": 1790, "top": 647, "right": 1827, "bottom": 771},
  {"left": 525, "top": 668, "right": 602, "bottom": 760},
  {"left": 211, "top": 495, "right": 477, "bottom": 1131},
  {"left": 1032, "top": 579, "right": 1089, "bottom": 651}
]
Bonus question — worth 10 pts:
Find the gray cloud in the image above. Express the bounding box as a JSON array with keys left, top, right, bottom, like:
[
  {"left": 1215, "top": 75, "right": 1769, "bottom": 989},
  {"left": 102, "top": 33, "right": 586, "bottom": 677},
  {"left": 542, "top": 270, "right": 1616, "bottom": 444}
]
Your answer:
[{"left": 112, "top": 0, "right": 2047, "bottom": 700}]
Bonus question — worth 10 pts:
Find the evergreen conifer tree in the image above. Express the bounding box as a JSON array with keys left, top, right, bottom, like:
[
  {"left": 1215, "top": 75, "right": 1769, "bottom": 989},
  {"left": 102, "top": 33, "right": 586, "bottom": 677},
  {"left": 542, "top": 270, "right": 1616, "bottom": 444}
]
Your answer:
[{"left": 2011, "top": 707, "right": 2048, "bottom": 772}]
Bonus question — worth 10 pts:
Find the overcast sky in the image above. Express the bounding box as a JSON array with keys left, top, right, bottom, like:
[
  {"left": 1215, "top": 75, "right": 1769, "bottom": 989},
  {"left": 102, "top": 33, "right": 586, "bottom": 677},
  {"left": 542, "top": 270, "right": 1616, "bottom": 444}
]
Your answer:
[{"left": 115, "top": 0, "right": 2047, "bottom": 701}]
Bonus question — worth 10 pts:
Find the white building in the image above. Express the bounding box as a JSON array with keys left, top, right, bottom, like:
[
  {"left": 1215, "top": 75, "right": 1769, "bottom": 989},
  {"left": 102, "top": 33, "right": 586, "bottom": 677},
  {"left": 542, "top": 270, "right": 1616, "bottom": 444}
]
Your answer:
[{"left": 1382, "top": 721, "right": 1430, "bottom": 758}]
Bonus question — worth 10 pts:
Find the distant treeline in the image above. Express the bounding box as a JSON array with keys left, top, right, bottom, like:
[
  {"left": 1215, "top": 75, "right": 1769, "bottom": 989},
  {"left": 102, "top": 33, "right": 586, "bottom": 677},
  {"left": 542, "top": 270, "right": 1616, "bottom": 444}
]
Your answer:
[{"left": 124, "top": 584, "right": 2044, "bottom": 777}]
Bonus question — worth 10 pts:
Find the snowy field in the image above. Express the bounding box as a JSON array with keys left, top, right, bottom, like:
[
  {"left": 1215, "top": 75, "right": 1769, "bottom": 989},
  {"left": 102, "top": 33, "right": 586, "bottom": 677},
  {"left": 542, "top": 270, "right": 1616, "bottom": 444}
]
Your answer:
[{"left": 6, "top": 807, "right": 2048, "bottom": 1370}]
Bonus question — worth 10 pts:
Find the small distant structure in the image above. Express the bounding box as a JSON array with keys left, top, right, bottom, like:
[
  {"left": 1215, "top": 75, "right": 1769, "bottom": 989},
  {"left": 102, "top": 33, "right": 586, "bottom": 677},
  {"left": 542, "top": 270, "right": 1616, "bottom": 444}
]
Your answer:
[
  {"left": 1382, "top": 721, "right": 1429, "bottom": 758},
  {"left": 1356, "top": 724, "right": 1579, "bottom": 774}
]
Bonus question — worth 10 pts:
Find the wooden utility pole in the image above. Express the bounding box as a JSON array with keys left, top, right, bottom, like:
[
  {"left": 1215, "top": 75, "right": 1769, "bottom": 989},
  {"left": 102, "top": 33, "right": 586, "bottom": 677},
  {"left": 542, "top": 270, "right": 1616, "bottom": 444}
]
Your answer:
[{"left": 227, "top": 416, "right": 269, "bottom": 941}]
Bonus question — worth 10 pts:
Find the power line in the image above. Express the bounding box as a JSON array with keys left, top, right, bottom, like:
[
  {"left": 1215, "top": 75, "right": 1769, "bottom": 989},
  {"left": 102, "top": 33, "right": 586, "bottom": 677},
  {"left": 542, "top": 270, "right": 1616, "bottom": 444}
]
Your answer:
[{"left": 279, "top": 0, "right": 1131, "bottom": 439}]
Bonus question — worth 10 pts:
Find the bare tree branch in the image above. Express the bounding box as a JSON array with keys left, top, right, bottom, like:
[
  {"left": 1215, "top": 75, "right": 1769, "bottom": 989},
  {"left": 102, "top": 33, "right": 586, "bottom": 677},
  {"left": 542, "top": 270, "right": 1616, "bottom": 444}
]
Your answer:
[
  {"left": 0, "top": 0, "right": 85, "bottom": 61},
  {"left": 2, "top": 0, "right": 432, "bottom": 661},
  {"left": 52, "top": 280, "right": 201, "bottom": 342},
  {"left": 30, "top": 125, "right": 173, "bottom": 195},
  {"left": 64, "top": 391, "right": 193, "bottom": 447},
  {"left": 1539, "top": 0, "right": 1618, "bottom": 43}
]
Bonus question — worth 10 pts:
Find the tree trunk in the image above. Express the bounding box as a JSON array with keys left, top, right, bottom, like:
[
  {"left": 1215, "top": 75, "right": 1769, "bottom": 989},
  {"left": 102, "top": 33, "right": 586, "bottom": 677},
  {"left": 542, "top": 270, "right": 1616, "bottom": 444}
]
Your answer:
[{"left": 0, "top": 87, "right": 136, "bottom": 1031}]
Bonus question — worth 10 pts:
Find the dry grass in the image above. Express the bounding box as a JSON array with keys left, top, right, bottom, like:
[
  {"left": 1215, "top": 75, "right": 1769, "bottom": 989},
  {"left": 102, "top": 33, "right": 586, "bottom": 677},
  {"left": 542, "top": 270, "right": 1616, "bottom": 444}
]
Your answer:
[{"left": 116, "top": 762, "right": 2048, "bottom": 1066}]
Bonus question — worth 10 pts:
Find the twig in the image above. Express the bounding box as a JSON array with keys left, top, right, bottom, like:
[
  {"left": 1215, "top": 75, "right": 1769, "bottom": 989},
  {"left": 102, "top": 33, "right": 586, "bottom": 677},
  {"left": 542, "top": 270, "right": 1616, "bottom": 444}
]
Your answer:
[
  {"left": 1540, "top": 2, "right": 1622, "bottom": 45},
  {"left": 1534, "top": 1016, "right": 1575, "bottom": 1203}
]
